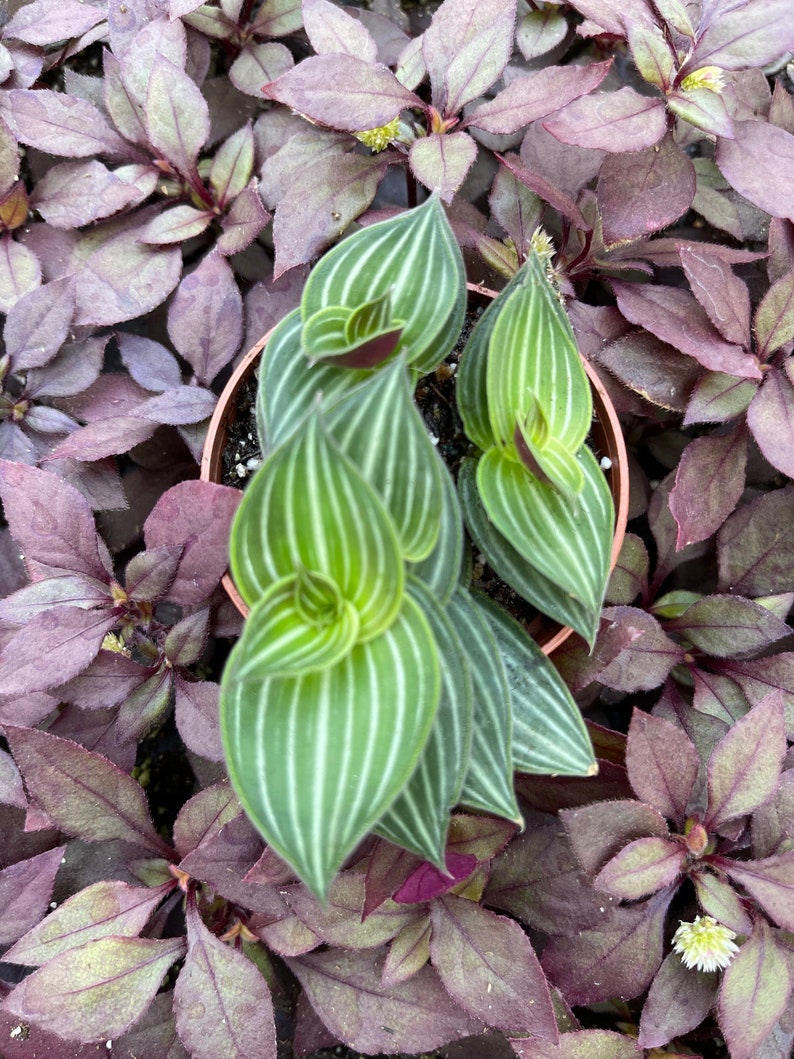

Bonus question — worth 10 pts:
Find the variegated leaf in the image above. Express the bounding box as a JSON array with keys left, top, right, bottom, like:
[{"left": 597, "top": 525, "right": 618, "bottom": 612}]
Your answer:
[
  {"left": 220, "top": 594, "right": 440, "bottom": 897},
  {"left": 300, "top": 194, "right": 465, "bottom": 374},
  {"left": 451, "top": 590, "right": 522, "bottom": 824},
  {"left": 407, "top": 458, "right": 465, "bottom": 605},
  {"left": 476, "top": 595, "right": 596, "bottom": 776},
  {"left": 374, "top": 577, "right": 473, "bottom": 865},
  {"left": 230, "top": 410, "right": 403, "bottom": 641}
]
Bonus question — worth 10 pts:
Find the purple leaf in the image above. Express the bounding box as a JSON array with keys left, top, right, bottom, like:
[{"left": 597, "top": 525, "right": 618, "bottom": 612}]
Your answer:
[
  {"left": 287, "top": 949, "right": 483, "bottom": 1054},
  {"left": 138, "top": 205, "right": 213, "bottom": 245},
  {"left": 26, "top": 335, "right": 106, "bottom": 400},
  {"left": 718, "top": 486, "right": 794, "bottom": 598},
  {"left": 116, "top": 333, "right": 182, "bottom": 392},
  {"left": 0, "top": 460, "right": 110, "bottom": 580},
  {"left": 5, "top": 726, "right": 174, "bottom": 858},
  {"left": 0, "top": 575, "right": 110, "bottom": 622},
  {"left": 143, "top": 480, "right": 241, "bottom": 604},
  {"left": 164, "top": 609, "right": 210, "bottom": 667},
  {"left": 562, "top": 799, "right": 670, "bottom": 878},
  {"left": 217, "top": 182, "right": 270, "bottom": 256},
  {"left": 0, "top": 233, "right": 41, "bottom": 313},
  {"left": 520, "top": 120, "right": 605, "bottom": 200},
  {"left": 7, "top": 89, "right": 132, "bottom": 160},
  {"left": 0, "top": 748, "right": 26, "bottom": 809},
  {"left": 381, "top": 918, "right": 431, "bottom": 988},
  {"left": 172, "top": 783, "right": 240, "bottom": 858},
  {"left": 705, "top": 694, "right": 787, "bottom": 829},
  {"left": 429, "top": 895, "right": 557, "bottom": 1039},
  {"left": 747, "top": 368, "right": 794, "bottom": 478},
  {"left": 4, "top": 0, "right": 105, "bottom": 47},
  {"left": 103, "top": 51, "right": 149, "bottom": 147},
  {"left": 53, "top": 651, "right": 150, "bottom": 710},
  {"left": 29, "top": 159, "right": 150, "bottom": 230},
  {"left": 613, "top": 281, "right": 760, "bottom": 378},
  {"left": 5, "top": 936, "right": 186, "bottom": 1043},
  {"left": 485, "top": 825, "right": 607, "bottom": 936},
  {"left": 594, "top": 331, "right": 702, "bottom": 412},
  {"left": 115, "top": 663, "right": 173, "bottom": 743},
  {"left": 3, "top": 277, "right": 75, "bottom": 370},
  {"left": 668, "top": 594, "right": 791, "bottom": 658},
  {"left": 269, "top": 149, "right": 390, "bottom": 275},
  {"left": 626, "top": 709, "right": 699, "bottom": 827},
  {"left": 117, "top": 15, "right": 187, "bottom": 106},
  {"left": 4, "top": 879, "right": 173, "bottom": 966},
  {"left": 516, "top": 7, "right": 568, "bottom": 61},
  {"left": 638, "top": 951, "right": 719, "bottom": 1049},
  {"left": 594, "top": 607, "right": 685, "bottom": 693},
  {"left": 722, "top": 852, "right": 794, "bottom": 932},
  {"left": 718, "top": 918, "right": 793, "bottom": 1059},
  {"left": 174, "top": 891, "right": 277, "bottom": 1059},
  {"left": 598, "top": 135, "right": 696, "bottom": 244},
  {"left": 303, "top": 0, "right": 377, "bottom": 63},
  {"left": 229, "top": 42, "right": 294, "bottom": 97},
  {"left": 496, "top": 152, "right": 590, "bottom": 232},
  {"left": 174, "top": 677, "right": 223, "bottom": 762},
  {"left": 49, "top": 417, "right": 158, "bottom": 462},
  {"left": 679, "top": 244, "right": 752, "bottom": 347},
  {"left": 408, "top": 132, "right": 478, "bottom": 202},
  {"left": 263, "top": 54, "right": 416, "bottom": 132},
  {"left": 752, "top": 771, "right": 794, "bottom": 858},
  {"left": 466, "top": 62, "right": 611, "bottom": 136},
  {"left": 111, "top": 992, "right": 189, "bottom": 1059},
  {"left": 754, "top": 270, "right": 794, "bottom": 358},
  {"left": 0, "top": 846, "right": 65, "bottom": 948},
  {"left": 688, "top": 0, "right": 794, "bottom": 71},
  {"left": 684, "top": 371, "right": 758, "bottom": 425},
  {"left": 541, "top": 891, "right": 673, "bottom": 1005},
  {"left": 692, "top": 869, "right": 753, "bottom": 935},
  {"left": 132, "top": 386, "right": 217, "bottom": 425},
  {"left": 716, "top": 120, "right": 794, "bottom": 221},
  {"left": 393, "top": 852, "right": 478, "bottom": 904},
  {"left": 124, "top": 546, "right": 182, "bottom": 602},
  {"left": 178, "top": 815, "right": 281, "bottom": 915},
  {"left": 48, "top": 704, "right": 136, "bottom": 772},
  {"left": 144, "top": 59, "right": 209, "bottom": 179},
  {"left": 167, "top": 252, "right": 243, "bottom": 385},
  {"left": 543, "top": 87, "right": 667, "bottom": 153},
  {"left": 66, "top": 210, "right": 182, "bottom": 327},
  {"left": 511, "top": 1029, "right": 643, "bottom": 1059},
  {"left": 668, "top": 428, "right": 748, "bottom": 549},
  {"left": 594, "top": 836, "right": 685, "bottom": 900}
]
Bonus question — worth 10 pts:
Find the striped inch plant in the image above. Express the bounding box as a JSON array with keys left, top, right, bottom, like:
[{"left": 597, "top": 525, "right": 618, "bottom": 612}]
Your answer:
[{"left": 221, "top": 194, "right": 615, "bottom": 898}]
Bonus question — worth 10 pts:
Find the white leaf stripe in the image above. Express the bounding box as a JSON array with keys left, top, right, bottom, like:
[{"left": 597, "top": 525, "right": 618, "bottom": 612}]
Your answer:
[
  {"left": 301, "top": 195, "right": 465, "bottom": 373},
  {"left": 221, "top": 596, "right": 440, "bottom": 897},
  {"left": 230, "top": 411, "right": 404, "bottom": 640},
  {"left": 476, "top": 443, "right": 612, "bottom": 613},
  {"left": 476, "top": 595, "right": 596, "bottom": 776},
  {"left": 458, "top": 457, "right": 596, "bottom": 642},
  {"left": 375, "top": 578, "right": 473, "bottom": 864},
  {"left": 407, "top": 458, "right": 464, "bottom": 605},
  {"left": 450, "top": 590, "right": 522, "bottom": 824},
  {"left": 327, "top": 360, "right": 443, "bottom": 562}
]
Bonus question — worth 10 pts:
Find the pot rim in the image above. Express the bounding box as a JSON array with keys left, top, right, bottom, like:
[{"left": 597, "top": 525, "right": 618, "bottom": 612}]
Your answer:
[{"left": 200, "top": 282, "right": 629, "bottom": 656}]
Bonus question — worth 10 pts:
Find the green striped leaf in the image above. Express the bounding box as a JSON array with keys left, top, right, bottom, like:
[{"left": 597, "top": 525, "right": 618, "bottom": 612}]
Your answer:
[
  {"left": 301, "top": 194, "right": 465, "bottom": 375},
  {"left": 232, "top": 574, "right": 360, "bottom": 679},
  {"left": 220, "top": 593, "right": 440, "bottom": 898},
  {"left": 458, "top": 457, "right": 595, "bottom": 642},
  {"left": 476, "top": 443, "right": 613, "bottom": 633},
  {"left": 514, "top": 396, "right": 584, "bottom": 500},
  {"left": 450, "top": 590, "right": 522, "bottom": 825},
  {"left": 407, "top": 459, "right": 465, "bottom": 604},
  {"left": 325, "top": 359, "right": 443, "bottom": 562},
  {"left": 229, "top": 410, "right": 404, "bottom": 641},
  {"left": 374, "top": 577, "right": 473, "bottom": 865},
  {"left": 476, "top": 595, "right": 596, "bottom": 776},
  {"left": 257, "top": 309, "right": 369, "bottom": 453},
  {"left": 486, "top": 255, "right": 591, "bottom": 456},
  {"left": 456, "top": 269, "right": 528, "bottom": 452},
  {"left": 303, "top": 293, "right": 405, "bottom": 368}
]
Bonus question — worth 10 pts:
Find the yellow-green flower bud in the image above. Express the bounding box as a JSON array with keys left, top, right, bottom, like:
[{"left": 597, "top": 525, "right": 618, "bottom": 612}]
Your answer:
[
  {"left": 680, "top": 66, "right": 727, "bottom": 94},
  {"left": 354, "top": 116, "right": 401, "bottom": 153}
]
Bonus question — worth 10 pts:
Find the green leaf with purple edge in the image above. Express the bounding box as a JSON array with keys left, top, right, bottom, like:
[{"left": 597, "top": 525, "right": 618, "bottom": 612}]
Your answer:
[
  {"left": 667, "top": 593, "right": 791, "bottom": 658},
  {"left": 638, "top": 951, "right": 719, "bottom": 1049},
  {"left": 594, "top": 836, "right": 685, "bottom": 901},
  {"left": 625, "top": 709, "right": 700, "bottom": 827},
  {"left": 5, "top": 726, "right": 174, "bottom": 859},
  {"left": 718, "top": 918, "right": 793, "bottom": 1059},
  {"left": 173, "top": 891, "right": 277, "bottom": 1059},
  {"left": 4, "top": 936, "right": 186, "bottom": 1043},
  {"left": 754, "top": 270, "right": 794, "bottom": 357},
  {"left": 561, "top": 799, "right": 670, "bottom": 878},
  {"left": 144, "top": 59, "right": 209, "bottom": 179},
  {"left": 667, "top": 86, "right": 735, "bottom": 139},
  {"left": 0, "top": 846, "right": 66, "bottom": 949},
  {"left": 543, "top": 87, "right": 667, "bottom": 153},
  {"left": 429, "top": 894, "right": 557, "bottom": 1039},
  {"left": 3, "top": 879, "right": 174, "bottom": 966},
  {"left": 692, "top": 869, "right": 753, "bottom": 935},
  {"left": 381, "top": 918, "right": 431, "bottom": 988},
  {"left": 541, "top": 889, "right": 674, "bottom": 1005},
  {"left": 408, "top": 131, "right": 478, "bottom": 202},
  {"left": 0, "top": 234, "right": 41, "bottom": 313},
  {"left": 516, "top": 7, "right": 568, "bottom": 62},
  {"left": 286, "top": 948, "right": 483, "bottom": 1054},
  {"left": 511, "top": 1029, "right": 643, "bottom": 1058},
  {"left": 115, "top": 662, "right": 173, "bottom": 743},
  {"left": 705, "top": 694, "right": 787, "bottom": 830},
  {"left": 684, "top": 371, "right": 758, "bottom": 425},
  {"left": 721, "top": 852, "right": 794, "bottom": 932}
]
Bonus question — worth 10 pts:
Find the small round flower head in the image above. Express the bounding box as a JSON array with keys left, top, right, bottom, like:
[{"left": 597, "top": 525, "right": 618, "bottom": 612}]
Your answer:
[
  {"left": 355, "top": 116, "right": 401, "bottom": 152},
  {"left": 680, "top": 65, "right": 727, "bottom": 94},
  {"left": 672, "top": 915, "right": 739, "bottom": 972}
]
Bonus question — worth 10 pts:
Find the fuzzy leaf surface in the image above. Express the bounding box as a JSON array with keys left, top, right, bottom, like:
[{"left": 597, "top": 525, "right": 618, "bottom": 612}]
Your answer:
[
  {"left": 0, "top": 846, "right": 65, "bottom": 949},
  {"left": 594, "top": 836, "right": 684, "bottom": 900},
  {"left": 668, "top": 429, "right": 748, "bottom": 548},
  {"left": 626, "top": 710, "right": 698, "bottom": 826},
  {"left": 746, "top": 368, "right": 794, "bottom": 478},
  {"left": 638, "top": 951, "right": 719, "bottom": 1049},
  {"left": 167, "top": 252, "right": 243, "bottom": 386},
  {"left": 716, "top": 120, "right": 794, "bottom": 221},
  {"left": 668, "top": 594, "right": 791, "bottom": 658},
  {"left": 543, "top": 87, "right": 667, "bottom": 152},
  {"left": 721, "top": 853, "right": 794, "bottom": 931}
]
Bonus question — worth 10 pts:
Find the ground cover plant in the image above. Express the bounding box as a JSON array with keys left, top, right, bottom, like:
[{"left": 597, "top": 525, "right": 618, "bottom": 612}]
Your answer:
[{"left": 0, "top": 0, "right": 793, "bottom": 1056}]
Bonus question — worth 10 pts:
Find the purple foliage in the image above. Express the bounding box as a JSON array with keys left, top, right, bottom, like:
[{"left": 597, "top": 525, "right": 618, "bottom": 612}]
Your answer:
[{"left": 0, "top": 0, "right": 793, "bottom": 1054}]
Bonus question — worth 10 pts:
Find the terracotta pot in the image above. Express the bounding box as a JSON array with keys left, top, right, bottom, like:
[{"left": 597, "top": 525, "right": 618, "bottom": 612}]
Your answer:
[{"left": 200, "top": 283, "right": 629, "bottom": 655}]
